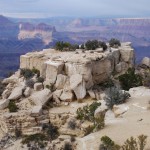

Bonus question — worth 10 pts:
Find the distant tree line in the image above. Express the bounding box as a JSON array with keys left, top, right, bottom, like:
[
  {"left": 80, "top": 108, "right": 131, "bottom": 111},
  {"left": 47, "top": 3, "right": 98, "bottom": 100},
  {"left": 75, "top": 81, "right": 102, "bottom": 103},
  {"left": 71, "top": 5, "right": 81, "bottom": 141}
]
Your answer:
[{"left": 55, "top": 38, "right": 121, "bottom": 51}]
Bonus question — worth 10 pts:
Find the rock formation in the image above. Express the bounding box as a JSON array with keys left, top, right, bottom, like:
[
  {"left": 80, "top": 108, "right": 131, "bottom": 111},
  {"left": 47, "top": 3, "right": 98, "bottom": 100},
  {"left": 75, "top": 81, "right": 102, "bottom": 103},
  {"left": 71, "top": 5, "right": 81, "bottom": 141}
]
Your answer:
[{"left": 20, "top": 42, "right": 134, "bottom": 100}]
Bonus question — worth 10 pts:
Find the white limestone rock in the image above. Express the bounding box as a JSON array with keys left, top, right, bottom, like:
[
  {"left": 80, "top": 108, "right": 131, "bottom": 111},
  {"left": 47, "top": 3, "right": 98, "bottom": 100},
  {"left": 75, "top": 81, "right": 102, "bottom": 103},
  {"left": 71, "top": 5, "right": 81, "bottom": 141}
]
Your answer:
[
  {"left": 2, "top": 89, "right": 11, "bottom": 99},
  {"left": 29, "top": 89, "right": 52, "bottom": 106},
  {"left": 31, "top": 106, "right": 42, "bottom": 117},
  {"left": 60, "top": 90, "right": 74, "bottom": 101},
  {"left": 8, "top": 86, "right": 25, "bottom": 100},
  {"left": 70, "top": 74, "right": 86, "bottom": 99},
  {"left": 45, "top": 61, "right": 64, "bottom": 84},
  {"left": 55, "top": 74, "right": 67, "bottom": 89}
]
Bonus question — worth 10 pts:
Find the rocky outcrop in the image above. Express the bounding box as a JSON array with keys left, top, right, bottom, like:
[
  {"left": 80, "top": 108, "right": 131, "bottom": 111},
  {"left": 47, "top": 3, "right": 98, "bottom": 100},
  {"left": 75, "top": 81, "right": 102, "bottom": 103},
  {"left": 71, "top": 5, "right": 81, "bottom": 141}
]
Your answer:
[
  {"left": 20, "top": 43, "right": 134, "bottom": 101},
  {"left": 141, "top": 57, "right": 150, "bottom": 68}
]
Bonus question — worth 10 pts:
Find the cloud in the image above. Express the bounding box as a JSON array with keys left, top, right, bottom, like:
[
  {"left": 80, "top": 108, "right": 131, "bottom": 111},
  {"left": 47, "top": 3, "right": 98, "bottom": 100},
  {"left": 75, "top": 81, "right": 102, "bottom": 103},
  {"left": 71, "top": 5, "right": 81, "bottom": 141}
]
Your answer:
[{"left": 0, "top": 0, "right": 150, "bottom": 18}]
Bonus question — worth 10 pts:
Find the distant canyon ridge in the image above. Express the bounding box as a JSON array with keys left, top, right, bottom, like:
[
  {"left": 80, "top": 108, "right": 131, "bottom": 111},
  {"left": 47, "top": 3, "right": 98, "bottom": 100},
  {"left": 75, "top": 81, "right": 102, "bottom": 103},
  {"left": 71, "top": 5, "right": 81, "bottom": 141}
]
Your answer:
[{"left": 0, "top": 15, "right": 150, "bottom": 77}]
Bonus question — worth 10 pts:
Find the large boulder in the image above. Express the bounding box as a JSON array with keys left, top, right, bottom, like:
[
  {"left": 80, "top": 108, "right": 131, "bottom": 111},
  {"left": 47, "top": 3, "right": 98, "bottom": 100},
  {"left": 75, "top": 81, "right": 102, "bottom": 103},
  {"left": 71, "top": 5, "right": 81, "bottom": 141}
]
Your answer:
[
  {"left": 31, "top": 106, "right": 42, "bottom": 117},
  {"left": 65, "top": 62, "right": 94, "bottom": 89},
  {"left": 141, "top": 57, "right": 150, "bottom": 68},
  {"left": 45, "top": 61, "right": 64, "bottom": 84},
  {"left": 2, "top": 89, "right": 11, "bottom": 99},
  {"left": 0, "top": 99, "right": 10, "bottom": 110},
  {"left": 70, "top": 74, "right": 86, "bottom": 99},
  {"left": 29, "top": 89, "right": 52, "bottom": 106},
  {"left": 55, "top": 74, "right": 67, "bottom": 89},
  {"left": 92, "top": 59, "right": 112, "bottom": 84},
  {"left": 8, "top": 86, "right": 25, "bottom": 100}
]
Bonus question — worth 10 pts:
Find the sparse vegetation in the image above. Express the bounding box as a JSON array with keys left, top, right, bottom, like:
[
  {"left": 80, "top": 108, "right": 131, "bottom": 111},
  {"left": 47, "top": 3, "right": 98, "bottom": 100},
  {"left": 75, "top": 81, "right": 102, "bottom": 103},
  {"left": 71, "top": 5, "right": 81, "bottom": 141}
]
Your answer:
[
  {"left": 42, "top": 123, "right": 59, "bottom": 141},
  {"left": 100, "top": 136, "right": 120, "bottom": 150},
  {"left": 85, "top": 40, "right": 107, "bottom": 50},
  {"left": 20, "top": 68, "right": 40, "bottom": 79},
  {"left": 122, "top": 135, "right": 147, "bottom": 150},
  {"left": 104, "top": 86, "right": 130, "bottom": 109},
  {"left": 22, "top": 133, "right": 48, "bottom": 148},
  {"left": 15, "top": 126, "right": 22, "bottom": 138},
  {"left": 37, "top": 77, "right": 44, "bottom": 83},
  {"left": 118, "top": 68, "right": 143, "bottom": 91},
  {"left": 76, "top": 102, "right": 105, "bottom": 133},
  {"left": 25, "top": 79, "right": 35, "bottom": 88},
  {"left": 55, "top": 41, "right": 79, "bottom": 51},
  {"left": 68, "top": 119, "right": 77, "bottom": 130},
  {"left": 76, "top": 102, "right": 101, "bottom": 121},
  {"left": 109, "top": 38, "right": 121, "bottom": 48},
  {"left": 64, "top": 142, "right": 73, "bottom": 150},
  {"left": 99, "top": 135, "right": 148, "bottom": 150},
  {"left": 8, "top": 101, "right": 18, "bottom": 112}
]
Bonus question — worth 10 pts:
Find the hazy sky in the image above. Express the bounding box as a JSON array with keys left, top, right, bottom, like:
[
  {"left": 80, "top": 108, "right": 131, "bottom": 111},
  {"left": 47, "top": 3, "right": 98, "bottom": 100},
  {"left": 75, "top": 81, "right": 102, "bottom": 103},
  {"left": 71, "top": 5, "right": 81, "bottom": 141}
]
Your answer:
[{"left": 0, "top": 0, "right": 150, "bottom": 18}]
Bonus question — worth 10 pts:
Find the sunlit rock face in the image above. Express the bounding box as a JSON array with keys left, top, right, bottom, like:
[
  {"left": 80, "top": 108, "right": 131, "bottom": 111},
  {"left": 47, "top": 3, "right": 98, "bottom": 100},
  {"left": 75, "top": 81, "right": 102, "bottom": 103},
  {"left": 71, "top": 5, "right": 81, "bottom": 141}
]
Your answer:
[{"left": 20, "top": 42, "right": 134, "bottom": 99}]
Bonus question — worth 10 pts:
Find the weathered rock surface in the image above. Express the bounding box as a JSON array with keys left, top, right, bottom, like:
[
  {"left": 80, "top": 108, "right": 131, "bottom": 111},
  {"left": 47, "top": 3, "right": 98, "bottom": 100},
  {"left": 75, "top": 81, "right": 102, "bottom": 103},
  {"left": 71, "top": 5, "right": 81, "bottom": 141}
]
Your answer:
[
  {"left": 20, "top": 43, "right": 134, "bottom": 98},
  {"left": 29, "top": 89, "right": 52, "bottom": 106},
  {"left": 70, "top": 74, "right": 86, "bottom": 99},
  {"left": 60, "top": 90, "right": 74, "bottom": 101},
  {"left": 2, "top": 89, "right": 11, "bottom": 99},
  {"left": 55, "top": 74, "right": 67, "bottom": 89},
  {"left": 24, "top": 87, "right": 32, "bottom": 97},
  {"left": 0, "top": 99, "right": 10, "bottom": 110},
  {"left": 8, "top": 86, "right": 24, "bottom": 100},
  {"left": 34, "top": 83, "right": 43, "bottom": 91},
  {"left": 31, "top": 106, "right": 42, "bottom": 117},
  {"left": 113, "top": 104, "right": 129, "bottom": 117}
]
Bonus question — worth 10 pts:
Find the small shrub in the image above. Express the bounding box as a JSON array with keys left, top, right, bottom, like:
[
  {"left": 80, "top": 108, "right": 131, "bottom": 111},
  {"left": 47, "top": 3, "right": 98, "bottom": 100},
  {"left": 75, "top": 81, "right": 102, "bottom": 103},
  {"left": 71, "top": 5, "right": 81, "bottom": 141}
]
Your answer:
[
  {"left": 37, "top": 77, "right": 44, "bottom": 83},
  {"left": 25, "top": 79, "right": 35, "bottom": 88},
  {"left": 122, "top": 135, "right": 147, "bottom": 150},
  {"left": 85, "top": 40, "right": 99, "bottom": 50},
  {"left": 20, "top": 68, "right": 40, "bottom": 79},
  {"left": 118, "top": 68, "right": 143, "bottom": 91},
  {"left": 104, "top": 86, "right": 130, "bottom": 109},
  {"left": 22, "top": 133, "right": 48, "bottom": 147},
  {"left": 20, "top": 69, "right": 34, "bottom": 79},
  {"left": 99, "top": 41, "right": 108, "bottom": 51},
  {"left": 68, "top": 119, "right": 77, "bottom": 130},
  {"left": 76, "top": 102, "right": 101, "bottom": 121},
  {"left": 8, "top": 101, "right": 18, "bottom": 112},
  {"left": 109, "top": 38, "right": 121, "bottom": 48},
  {"left": 64, "top": 142, "right": 73, "bottom": 150},
  {"left": 15, "top": 126, "right": 22, "bottom": 138},
  {"left": 99, "top": 79, "right": 114, "bottom": 89},
  {"left": 76, "top": 102, "right": 103, "bottom": 134},
  {"left": 100, "top": 136, "right": 120, "bottom": 150},
  {"left": 42, "top": 123, "right": 59, "bottom": 140},
  {"left": 32, "top": 67, "right": 40, "bottom": 77}
]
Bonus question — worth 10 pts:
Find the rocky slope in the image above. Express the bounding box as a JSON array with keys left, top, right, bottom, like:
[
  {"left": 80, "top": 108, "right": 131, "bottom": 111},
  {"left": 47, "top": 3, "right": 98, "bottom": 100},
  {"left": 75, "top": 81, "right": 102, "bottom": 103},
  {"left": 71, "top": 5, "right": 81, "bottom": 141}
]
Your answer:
[{"left": 0, "top": 44, "right": 150, "bottom": 149}]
